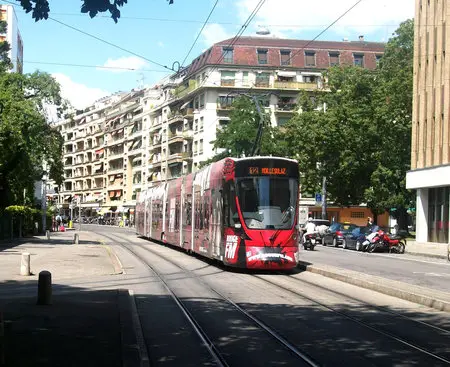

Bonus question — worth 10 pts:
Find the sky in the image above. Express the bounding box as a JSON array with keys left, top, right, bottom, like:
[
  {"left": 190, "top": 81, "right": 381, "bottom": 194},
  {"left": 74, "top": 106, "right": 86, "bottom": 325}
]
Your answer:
[{"left": 6, "top": 0, "right": 415, "bottom": 109}]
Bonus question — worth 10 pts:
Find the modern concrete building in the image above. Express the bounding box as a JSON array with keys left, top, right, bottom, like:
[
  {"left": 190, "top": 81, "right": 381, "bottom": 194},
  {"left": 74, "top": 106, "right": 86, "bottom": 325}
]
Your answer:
[
  {"left": 0, "top": 4, "right": 23, "bottom": 73},
  {"left": 406, "top": 0, "right": 450, "bottom": 245}
]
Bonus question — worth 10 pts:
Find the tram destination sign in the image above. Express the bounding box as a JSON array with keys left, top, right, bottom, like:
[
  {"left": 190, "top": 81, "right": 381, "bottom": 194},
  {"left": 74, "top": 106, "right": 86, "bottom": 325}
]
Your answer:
[
  {"left": 235, "top": 158, "right": 299, "bottom": 178},
  {"left": 248, "top": 167, "right": 287, "bottom": 176}
]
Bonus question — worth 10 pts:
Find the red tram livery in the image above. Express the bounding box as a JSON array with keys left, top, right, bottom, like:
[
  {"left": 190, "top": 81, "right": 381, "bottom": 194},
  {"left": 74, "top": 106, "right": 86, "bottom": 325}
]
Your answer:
[{"left": 136, "top": 157, "right": 300, "bottom": 269}]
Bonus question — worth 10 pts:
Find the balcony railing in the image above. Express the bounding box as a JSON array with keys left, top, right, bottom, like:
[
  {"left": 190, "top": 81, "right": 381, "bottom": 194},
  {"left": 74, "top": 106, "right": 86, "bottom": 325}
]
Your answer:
[
  {"left": 167, "top": 153, "right": 183, "bottom": 162},
  {"left": 276, "top": 103, "right": 297, "bottom": 111},
  {"left": 274, "top": 81, "right": 319, "bottom": 90},
  {"left": 221, "top": 79, "right": 235, "bottom": 87},
  {"left": 182, "top": 108, "right": 194, "bottom": 118},
  {"left": 182, "top": 151, "right": 193, "bottom": 160},
  {"left": 168, "top": 112, "right": 183, "bottom": 125},
  {"left": 174, "top": 80, "right": 197, "bottom": 99}
]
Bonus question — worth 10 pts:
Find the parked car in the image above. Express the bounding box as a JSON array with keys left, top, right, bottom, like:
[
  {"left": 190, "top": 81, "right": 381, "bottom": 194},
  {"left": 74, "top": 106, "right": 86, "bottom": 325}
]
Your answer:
[
  {"left": 323, "top": 222, "right": 358, "bottom": 247},
  {"left": 299, "top": 219, "right": 330, "bottom": 244},
  {"left": 341, "top": 226, "right": 371, "bottom": 251}
]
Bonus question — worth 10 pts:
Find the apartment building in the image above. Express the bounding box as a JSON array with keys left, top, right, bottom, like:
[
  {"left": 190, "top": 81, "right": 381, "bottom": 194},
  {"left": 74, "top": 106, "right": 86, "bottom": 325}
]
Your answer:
[
  {"left": 0, "top": 4, "right": 23, "bottom": 73},
  {"left": 53, "top": 88, "right": 161, "bottom": 217},
  {"left": 406, "top": 0, "right": 450, "bottom": 244},
  {"left": 147, "top": 36, "right": 384, "bottom": 185}
]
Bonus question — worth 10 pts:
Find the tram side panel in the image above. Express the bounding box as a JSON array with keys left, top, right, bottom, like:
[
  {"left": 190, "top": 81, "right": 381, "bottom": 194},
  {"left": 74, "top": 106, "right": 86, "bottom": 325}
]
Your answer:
[
  {"left": 182, "top": 174, "right": 194, "bottom": 251},
  {"left": 145, "top": 188, "right": 152, "bottom": 238},
  {"left": 150, "top": 183, "right": 166, "bottom": 241},
  {"left": 165, "top": 178, "right": 182, "bottom": 247},
  {"left": 192, "top": 165, "right": 212, "bottom": 258},
  {"left": 209, "top": 162, "right": 225, "bottom": 260}
]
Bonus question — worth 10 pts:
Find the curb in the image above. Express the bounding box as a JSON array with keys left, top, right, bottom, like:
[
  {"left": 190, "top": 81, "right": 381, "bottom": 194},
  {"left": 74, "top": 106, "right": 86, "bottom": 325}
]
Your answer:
[
  {"left": 405, "top": 251, "right": 447, "bottom": 260},
  {"left": 102, "top": 242, "right": 125, "bottom": 275},
  {"left": 297, "top": 261, "right": 450, "bottom": 313}
]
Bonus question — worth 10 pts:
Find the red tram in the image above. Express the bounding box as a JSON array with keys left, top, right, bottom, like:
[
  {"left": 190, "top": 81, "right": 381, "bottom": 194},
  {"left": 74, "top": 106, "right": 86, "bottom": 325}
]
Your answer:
[{"left": 135, "top": 157, "right": 300, "bottom": 269}]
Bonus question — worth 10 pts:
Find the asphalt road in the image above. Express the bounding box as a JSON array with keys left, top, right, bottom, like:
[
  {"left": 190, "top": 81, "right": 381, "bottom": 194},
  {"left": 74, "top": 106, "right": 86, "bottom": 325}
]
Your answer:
[
  {"left": 300, "top": 244, "right": 450, "bottom": 292},
  {"left": 85, "top": 225, "right": 450, "bottom": 367}
]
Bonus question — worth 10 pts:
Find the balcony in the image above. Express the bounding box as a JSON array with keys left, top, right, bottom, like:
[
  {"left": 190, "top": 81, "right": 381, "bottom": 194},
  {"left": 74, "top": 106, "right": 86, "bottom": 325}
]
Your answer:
[
  {"left": 182, "top": 151, "right": 193, "bottom": 161},
  {"left": 167, "top": 153, "right": 183, "bottom": 164},
  {"left": 183, "top": 129, "right": 193, "bottom": 140},
  {"left": 275, "top": 103, "right": 297, "bottom": 114},
  {"left": 167, "top": 112, "right": 183, "bottom": 125},
  {"left": 220, "top": 79, "right": 235, "bottom": 87},
  {"left": 168, "top": 131, "right": 184, "bottom": 144},
  {"left": 274, "top": 81, "right": 319, "bottom": 90},
  {"left": 108, "top": 166, "right": 124, "bottom": 174},
  {"left": 174, "top": 80, "right": 197, "bottom": 99},
  {"left": 182, "top": 108, "right": 194, "bottom": 119},
  {"left": 151, "top": 160, "right": 162, "bottom": 168}
]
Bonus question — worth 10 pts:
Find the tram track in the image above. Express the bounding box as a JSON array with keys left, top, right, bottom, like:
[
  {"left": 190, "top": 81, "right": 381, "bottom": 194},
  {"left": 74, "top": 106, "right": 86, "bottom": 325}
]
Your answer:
[
  {"left": 99, "top": 231, "right": 320, "bottom": 367},
  {"left": 95, "top": 228, "right": 450, "bottom": 366},
  {"left": 252, "top": 274, "right": 450, "bottom": 365},
  {"left": 276, "top": 272, "right": 450, "bottom": 335}
]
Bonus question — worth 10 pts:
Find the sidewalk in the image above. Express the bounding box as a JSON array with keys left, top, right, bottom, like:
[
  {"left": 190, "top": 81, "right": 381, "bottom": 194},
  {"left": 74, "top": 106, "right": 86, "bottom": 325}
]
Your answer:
[
  {"left": 405, "top": 239, "right": 449, "bottom": 259},
  {"left": 0, "top": 231, "right": 138, "bottom": 367},
  {"left": 298, "top": 260, "right": 450, "bottom": 313}
]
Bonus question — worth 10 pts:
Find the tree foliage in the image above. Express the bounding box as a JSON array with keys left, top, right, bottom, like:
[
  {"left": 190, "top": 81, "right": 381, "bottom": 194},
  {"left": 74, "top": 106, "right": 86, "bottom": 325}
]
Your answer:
[
  {"left": 16, "top": 0, "right": 174, "bottom": 23},
  {"left": 275, "top": 20, "right": 414, "bottom": 226},
  {"left": 0, "top": 40, "right": 65, "bottom": 208},
  {"left": 211, "top": 96, "right": 275, "bottom": 161}
]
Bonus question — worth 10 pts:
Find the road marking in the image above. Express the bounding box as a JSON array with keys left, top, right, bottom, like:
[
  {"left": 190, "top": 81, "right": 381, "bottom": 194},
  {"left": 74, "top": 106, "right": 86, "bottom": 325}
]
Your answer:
[{"left": 413, "top": 272, "right": 450, "bottom": 277}]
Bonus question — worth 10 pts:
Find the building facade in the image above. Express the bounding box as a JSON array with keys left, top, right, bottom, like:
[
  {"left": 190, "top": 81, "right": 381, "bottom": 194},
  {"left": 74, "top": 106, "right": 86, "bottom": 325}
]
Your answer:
[
  {"left": 406, "top": 0, "right": 450, "bottom": 244},
  {"left": 0, "top": 4, "right": 23, "bottom": 73},
  {"left": 54, "top": 36, "right": 384, "bottom": 219}
]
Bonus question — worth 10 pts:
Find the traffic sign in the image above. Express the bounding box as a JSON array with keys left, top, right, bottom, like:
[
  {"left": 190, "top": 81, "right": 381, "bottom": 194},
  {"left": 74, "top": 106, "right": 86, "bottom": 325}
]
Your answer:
[{"left": 315, "top": 193, "right": 322, "bottom": 203}]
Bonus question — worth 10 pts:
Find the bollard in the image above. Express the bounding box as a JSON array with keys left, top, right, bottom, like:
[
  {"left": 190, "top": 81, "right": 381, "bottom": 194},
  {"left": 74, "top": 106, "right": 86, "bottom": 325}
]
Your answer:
[
  {"left": 20, "top": 252, "right": 31, "bottom": 276},
  {"left": 74, "top": 233, "right": 79, "bottom": 245},
  {"left": 46, "top": 230, "right": 50, "bottom": 240},
  {"left": 37, "top": 271, "right": 52, "bottom": 305}
]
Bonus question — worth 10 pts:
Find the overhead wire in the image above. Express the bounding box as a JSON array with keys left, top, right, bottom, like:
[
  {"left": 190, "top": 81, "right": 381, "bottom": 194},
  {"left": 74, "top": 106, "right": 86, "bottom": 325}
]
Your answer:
[
  {"left": 180, "top": 0, "right": 219, "bottom": 67},
  {"left": 1, "top": 0, "right": 177, "bottom": 72},
  {"left": 20, "top": 60, "right": 171, "bottom": 72}
]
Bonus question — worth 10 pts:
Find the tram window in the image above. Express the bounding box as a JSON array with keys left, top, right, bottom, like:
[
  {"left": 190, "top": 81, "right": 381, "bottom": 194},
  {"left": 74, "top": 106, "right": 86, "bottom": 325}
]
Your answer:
[
  {"left": 184, "top": 194, "right": 192, "bottom": 226},
  {"left": 204, "top": 196, "right": 210, "bottom": 229},
  {"left": 223, "top": 181, "right": 238, "bottom": 226},
  {"left": 175, "top": 200, "right": 180, "bottom": 230}
]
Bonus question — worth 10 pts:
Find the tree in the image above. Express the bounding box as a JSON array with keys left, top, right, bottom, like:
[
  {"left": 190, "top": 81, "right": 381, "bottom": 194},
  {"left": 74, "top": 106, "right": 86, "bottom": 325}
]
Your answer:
[
  {"left": 0, "top": 20, "right": 12, "bottom": 72},
  {"left": 16, "top": 0, "right": 174, "bottom": 23},
  {"left": 277, "top": 19, "right": 414, "bottom": 228},
  {"left": 210, "top": 95, "right": 275, "bottom": 162},
  {"left": 364, "top": 19, "right": 415, "bottom": 228},
  {"left": 0, "top": 70, "right": 65, "bottom": 208}
]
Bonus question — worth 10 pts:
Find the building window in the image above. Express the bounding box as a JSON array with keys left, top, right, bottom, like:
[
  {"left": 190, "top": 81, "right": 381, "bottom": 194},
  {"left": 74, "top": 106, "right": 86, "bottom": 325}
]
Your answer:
[
  {"left": 255, "top": 72, "right": 270, "bottom": 87},
  {"left": 242, "top": 71, "right": 249, "bottom": 86},
  {"left": 376, "top": 54, "right": 383, "bottom": 65},
  {"left": 221, "top": 71, "right": 235, "bottom": 86},
  {"left": 194, "top": 119, "right": 198, "bottom": 132},
  {"left": 199, "top": 117, "right": 204, "bottom": 131},
  {"left": 277, "top": 117, "right": 290, "bottom": 126},
  {"left": 222, "top": 47, "right": 233, "bottom": 63},
  {"left": 353, "top": 53, "right": 364, "bottom": 67},
  {"left": 199, "top": 93, "right": 205, "bottom": 109},
  {"left": 303, "top": 75, "right": 317, "bottom": 84},
  {"left": 257, "top": 49, "right": 268, "bottom": 65},
  {"left": 218, "top": 95, "right": 235, "bottom": 109},
  {"left": 428, "top": 187, "right": 449, "bottom": 243},
  {"left": 305, "top": 51, "right": 316, "bottom": 67},
  {"left": 350, "top": 211, "right": 365, "bottom": 219},
  {"left": 329, "top": 52, "right": 340, "bottom": 66},
  {"left": 194, "top": 141, "right": 198, "bottom": 154},
  {"left": 280, "top": 50, "right": 291, "bottom": 66},
  {"left": 199, "top": 139, "right": 203, "bottom": 154}
]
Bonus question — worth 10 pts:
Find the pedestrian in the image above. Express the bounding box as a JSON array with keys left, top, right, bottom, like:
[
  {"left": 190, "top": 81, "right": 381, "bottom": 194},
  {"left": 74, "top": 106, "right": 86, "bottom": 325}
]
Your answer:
[
  {"left": 56, "top": 214, "right": 62, "bottom": 231},
  {"left": 367, "top": 217, "right": 373, "bottom": 227}
]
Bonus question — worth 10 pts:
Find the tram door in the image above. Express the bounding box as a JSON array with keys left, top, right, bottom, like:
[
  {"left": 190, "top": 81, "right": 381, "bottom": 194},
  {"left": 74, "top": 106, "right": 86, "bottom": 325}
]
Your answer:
[
  {"left": 182, "top": 175, "right": 193, "bottom": 250},
  {"left": 210, "top": 186, "right": 223, "bottom": 259}
]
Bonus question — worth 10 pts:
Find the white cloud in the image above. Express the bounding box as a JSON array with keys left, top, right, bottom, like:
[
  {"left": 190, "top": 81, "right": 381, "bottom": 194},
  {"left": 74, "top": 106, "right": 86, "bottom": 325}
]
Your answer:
[
  {"left": 201, "top": 23, "right": 233, "bottom": 46},
  {"left": 52, "top": 73, "right": 109, "bottom": 110},
  {"left": 157, "top": 41, "right": 164, "bottom": 47},
  {"left": 237, "top": 0, "right": 414, "bottom": 38},
  {"left": 100, "top": 56, "right": 148, "bottom": 72}
]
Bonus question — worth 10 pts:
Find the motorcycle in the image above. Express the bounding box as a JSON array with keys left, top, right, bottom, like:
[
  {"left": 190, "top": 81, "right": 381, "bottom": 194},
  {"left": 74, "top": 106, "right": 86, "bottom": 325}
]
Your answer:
[
  {"left": 302, "top": 232, "right": 320, "bottom": 251},
  {"left": 365, "top": 229, "right": 406, "bottom": 254}
]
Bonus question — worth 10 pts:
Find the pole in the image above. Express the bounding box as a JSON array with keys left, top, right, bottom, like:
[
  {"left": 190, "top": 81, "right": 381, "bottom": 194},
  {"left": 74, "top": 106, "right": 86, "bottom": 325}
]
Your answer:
[
  {"left": 322, "top": 176, "right": 327, "bottom": 220},
  {"left": 42, "top": 179, "right": 47, "bottom": 234},
  {"left": 79, "top": 197, "right": 82, "bottom": 231}
]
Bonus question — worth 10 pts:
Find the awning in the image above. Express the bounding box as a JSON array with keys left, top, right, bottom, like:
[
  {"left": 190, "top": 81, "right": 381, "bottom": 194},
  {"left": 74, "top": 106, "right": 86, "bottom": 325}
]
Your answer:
[
  {"left": 81, "top": 202, "right": 100, "bottom": 208},
  {"left": 109, "top": 191, "right": 115, "bottom": 198},
  {"left": 132, "top": 156, "right": 142, "bottom": 163},
  {"left": 95, "top": 148, "right": 104, "bottom": 155},
  {"left": 116, "top": 190, "right": 122, "bottom": 197},
  {"left": 109, "top": 175, "right": 115, "bottom": 182},
  {"left": 78, "top": 117, "right": 86, "bottom": 124},
  {"left": 180, "top": 100, "right": 191, "bottom": 109},
  {"left": 277, "top": 71, "right": 297, "bottom": 77}
]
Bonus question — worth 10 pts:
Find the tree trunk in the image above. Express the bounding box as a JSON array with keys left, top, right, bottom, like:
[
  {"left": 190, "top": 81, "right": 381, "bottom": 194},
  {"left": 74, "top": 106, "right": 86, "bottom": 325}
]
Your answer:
[
  {"left": 10, "top": 216, "right": 13, "bottom": 240},
  {"left": 19, "top": 216, "right": 23, "bottom": 238}
]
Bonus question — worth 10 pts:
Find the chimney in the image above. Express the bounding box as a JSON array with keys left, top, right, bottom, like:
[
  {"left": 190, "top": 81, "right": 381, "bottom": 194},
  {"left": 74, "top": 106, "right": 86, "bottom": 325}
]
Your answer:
[{"left": 359, "top": 35, "right": 364, "bottom": 42}]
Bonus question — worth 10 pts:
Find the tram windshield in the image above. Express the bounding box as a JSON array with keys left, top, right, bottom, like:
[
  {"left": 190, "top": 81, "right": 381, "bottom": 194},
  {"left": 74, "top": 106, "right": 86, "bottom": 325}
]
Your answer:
[{"left": 236, "top": 177, "right": 298, "bottom": 229}]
